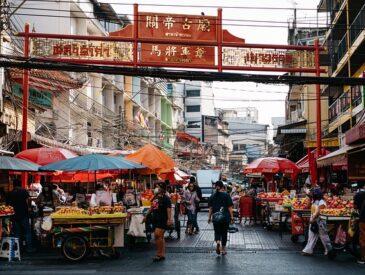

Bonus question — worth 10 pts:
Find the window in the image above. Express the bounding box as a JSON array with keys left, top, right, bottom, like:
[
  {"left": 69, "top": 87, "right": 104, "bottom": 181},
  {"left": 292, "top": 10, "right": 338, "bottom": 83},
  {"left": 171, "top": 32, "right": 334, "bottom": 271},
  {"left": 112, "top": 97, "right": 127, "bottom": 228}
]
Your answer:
[
  {"left": 187, "top": 121, "right": 201, "bottom": 128},
  {"left": 233, "top": 144, "right": 239, "bottom": 151},
  {"left": 186, "top": 89, "right": 201, "bottom": 97},
  {"left": 187, "top": 105, "right": 200, "bottom": 112}
]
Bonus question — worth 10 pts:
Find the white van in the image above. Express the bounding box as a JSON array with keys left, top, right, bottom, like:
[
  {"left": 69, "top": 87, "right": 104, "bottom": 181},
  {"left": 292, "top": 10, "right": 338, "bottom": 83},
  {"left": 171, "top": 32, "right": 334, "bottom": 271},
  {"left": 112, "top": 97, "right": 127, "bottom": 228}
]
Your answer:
[{"left": 196, "top": 170, "right": 221, "bottom": 209}]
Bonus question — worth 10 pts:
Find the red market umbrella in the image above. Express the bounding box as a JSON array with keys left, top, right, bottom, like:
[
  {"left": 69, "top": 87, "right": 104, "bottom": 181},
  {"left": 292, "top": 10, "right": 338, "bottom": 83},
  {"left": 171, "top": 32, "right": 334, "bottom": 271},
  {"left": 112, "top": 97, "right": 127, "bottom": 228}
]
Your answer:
[
  {"left": 243, "top": 157, "right": 301, "bottom": 175},
  {"left": 15, "top": 147, "right": 78, "bottom": 166}
]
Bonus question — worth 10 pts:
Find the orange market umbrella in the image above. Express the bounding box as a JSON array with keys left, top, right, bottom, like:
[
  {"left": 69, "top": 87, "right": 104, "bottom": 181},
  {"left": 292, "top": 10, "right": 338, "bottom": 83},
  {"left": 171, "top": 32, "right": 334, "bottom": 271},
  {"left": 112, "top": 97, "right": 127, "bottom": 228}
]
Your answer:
[{"left": 125, "top": 144, "right": 175, "bottom": 175}]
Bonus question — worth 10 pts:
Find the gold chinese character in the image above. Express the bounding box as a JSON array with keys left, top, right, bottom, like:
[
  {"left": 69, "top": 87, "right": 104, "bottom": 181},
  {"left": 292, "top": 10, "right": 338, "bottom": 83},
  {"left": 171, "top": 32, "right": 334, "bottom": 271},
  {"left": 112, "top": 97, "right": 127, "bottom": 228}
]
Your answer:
[
  {"left": 198, "top": 18, "right": 210, "bottom": 32},
  {"left": 163, "top": 16, "right": 175, "bottom": 30},
  {"left": 165, "top": 46, "right": 177, "bottom": 57},
  {"left": 195, "top": 47, "right": 205, "bottom": 58},
  {"left": 146, "top": 15, "right": 159, "bottom": 29},
  {"left": 182, "top": 18, "right": 192, "bottom": 30},
  {"left": 181, "top": 46, "right": 191, "bottom": 56},
  {"left": 150, "top": 45, "right": 162, "bottom": 56}
]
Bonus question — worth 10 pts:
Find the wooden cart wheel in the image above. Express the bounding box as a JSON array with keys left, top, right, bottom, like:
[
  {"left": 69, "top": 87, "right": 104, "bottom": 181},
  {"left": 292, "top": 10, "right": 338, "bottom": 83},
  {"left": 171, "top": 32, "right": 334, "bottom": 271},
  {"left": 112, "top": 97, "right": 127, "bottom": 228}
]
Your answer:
[{"left": 62, "top": 235, "right": 89, "bottom": 262}]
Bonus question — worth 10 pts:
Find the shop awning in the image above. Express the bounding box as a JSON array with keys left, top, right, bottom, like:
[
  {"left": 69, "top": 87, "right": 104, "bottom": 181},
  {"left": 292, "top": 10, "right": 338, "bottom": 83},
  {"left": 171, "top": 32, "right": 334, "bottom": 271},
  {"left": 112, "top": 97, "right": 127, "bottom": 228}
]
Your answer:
[{"left": 317, "top": 143, "right": 365, "bottom": 167}]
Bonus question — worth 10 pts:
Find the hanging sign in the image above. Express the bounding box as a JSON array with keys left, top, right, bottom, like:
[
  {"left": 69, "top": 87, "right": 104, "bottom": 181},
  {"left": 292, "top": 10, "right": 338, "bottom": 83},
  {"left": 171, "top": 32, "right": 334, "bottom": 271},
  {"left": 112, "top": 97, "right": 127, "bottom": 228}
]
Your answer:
[
  {"left": 222, "top": 48, "right": 315, "bottom": 69},
  {"left": 31, "top": 38, "right": 133, "bottom": 61},
  {"left": 140, "top": 44, "right": 215, "bottom": 65},
  {"left": 138, "top": 12, "right": 218, "bottom": 42}
]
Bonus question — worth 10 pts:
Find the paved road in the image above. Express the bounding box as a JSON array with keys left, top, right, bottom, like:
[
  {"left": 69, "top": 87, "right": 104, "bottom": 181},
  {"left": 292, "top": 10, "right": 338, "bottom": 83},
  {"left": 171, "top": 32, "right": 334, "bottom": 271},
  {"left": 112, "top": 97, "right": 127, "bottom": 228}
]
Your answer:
[
  {"left": 1, "top": 249, "right": 364, "bottom": 275},
  {"left": 1, "top": 212, "right": 364, "bottom": 274}
]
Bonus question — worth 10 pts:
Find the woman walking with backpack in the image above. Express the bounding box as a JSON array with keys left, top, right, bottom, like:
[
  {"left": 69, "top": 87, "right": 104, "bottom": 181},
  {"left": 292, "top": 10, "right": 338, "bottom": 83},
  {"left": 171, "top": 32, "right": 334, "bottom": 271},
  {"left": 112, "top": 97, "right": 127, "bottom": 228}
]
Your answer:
[{"left": 208, "top": 180, "right": 234, "bottom": 255}]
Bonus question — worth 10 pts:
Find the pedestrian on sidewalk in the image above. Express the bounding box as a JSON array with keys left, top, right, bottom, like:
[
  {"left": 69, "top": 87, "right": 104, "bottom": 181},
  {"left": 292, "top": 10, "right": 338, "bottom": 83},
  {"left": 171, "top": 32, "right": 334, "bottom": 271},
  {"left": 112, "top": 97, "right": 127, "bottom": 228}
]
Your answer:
[
  {"left": 6, "top": 178, "right": 36, "bottom": 253},
  {"left": 302, "top": 189, "right": 333, "bottom": 256},
  {"left": 354, "top": 181, "right": 365, "bottom": 265},
  {"left": 143, "top": 182, "right": 172, "bottom": 262},
  {"left": 183, "top": 181, "right": 200, "bottom": 235},
  {"left": 208, "top": 180, "right": 234, "bottom": 256},
  {"left": 191, "top": 176, "right": 202, "bottom": 233}
]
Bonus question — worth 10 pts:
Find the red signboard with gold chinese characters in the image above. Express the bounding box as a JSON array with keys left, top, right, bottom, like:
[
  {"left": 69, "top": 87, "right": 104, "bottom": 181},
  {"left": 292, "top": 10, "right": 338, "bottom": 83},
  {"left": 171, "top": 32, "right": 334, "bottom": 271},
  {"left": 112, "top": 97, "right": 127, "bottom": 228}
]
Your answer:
[
  {"left": 138, "top": 12, "right": 218, "bottom": 42},
  {"left": 22, "top": 5, "right": 323, "bottom": 73},
  {"left": 141, "top": 44, "right": 215, "bottom": 65}
]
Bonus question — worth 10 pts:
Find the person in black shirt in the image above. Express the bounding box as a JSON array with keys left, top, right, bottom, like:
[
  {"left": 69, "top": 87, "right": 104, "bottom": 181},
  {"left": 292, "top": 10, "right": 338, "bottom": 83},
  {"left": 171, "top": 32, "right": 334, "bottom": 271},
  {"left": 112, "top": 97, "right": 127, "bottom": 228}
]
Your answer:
[
  {"left": 143, "top": 182, "right": 172, "bottom": 262},
  {"left": 354, "top": 181, "right": 365, "bottom": 264},
  {"left": 208, "top": 180, "right": 234, "bottom": 256},
  {"left": 6, "top": 178, "right": 35, "bottom": 253}
]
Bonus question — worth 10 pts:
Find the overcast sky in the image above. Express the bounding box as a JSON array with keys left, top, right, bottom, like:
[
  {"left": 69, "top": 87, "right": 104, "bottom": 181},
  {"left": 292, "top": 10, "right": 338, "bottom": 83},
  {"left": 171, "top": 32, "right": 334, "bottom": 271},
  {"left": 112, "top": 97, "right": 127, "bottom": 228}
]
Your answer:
[{"left": 104, "top": 0, "right": 324, "bottom": 130}]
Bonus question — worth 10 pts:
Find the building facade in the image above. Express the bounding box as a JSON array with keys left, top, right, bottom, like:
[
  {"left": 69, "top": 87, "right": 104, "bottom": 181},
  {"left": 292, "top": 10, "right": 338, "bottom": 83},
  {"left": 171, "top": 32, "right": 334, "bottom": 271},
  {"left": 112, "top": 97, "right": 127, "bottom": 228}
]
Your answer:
[
  {"left": 221, "top": 107, "right": 268, "bottom": 176},
  {"left": 318, "top": 0, "right": 365, "bottom": 147}
]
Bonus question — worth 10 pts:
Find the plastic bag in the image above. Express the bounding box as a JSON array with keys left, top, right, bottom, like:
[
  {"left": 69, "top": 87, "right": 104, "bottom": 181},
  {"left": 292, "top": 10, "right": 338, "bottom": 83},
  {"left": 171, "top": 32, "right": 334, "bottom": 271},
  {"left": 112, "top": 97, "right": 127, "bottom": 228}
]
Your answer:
[
  {"left": 127, "top": 214, "right": 146, "bottom": 237},
  {"left": 335, "top": 224, "right": 346, "bottom": 245}
]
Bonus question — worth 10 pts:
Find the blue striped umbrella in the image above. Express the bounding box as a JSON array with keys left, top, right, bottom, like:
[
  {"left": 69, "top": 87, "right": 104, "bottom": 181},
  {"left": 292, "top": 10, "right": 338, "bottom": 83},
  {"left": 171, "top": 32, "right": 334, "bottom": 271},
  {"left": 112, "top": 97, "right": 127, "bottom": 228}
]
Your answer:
[
  {"left": 0, "top": 156, "right": 40, "bottom": 171},
  {"left": 39, "top": 154, "right": 145, "bottom": 172}
]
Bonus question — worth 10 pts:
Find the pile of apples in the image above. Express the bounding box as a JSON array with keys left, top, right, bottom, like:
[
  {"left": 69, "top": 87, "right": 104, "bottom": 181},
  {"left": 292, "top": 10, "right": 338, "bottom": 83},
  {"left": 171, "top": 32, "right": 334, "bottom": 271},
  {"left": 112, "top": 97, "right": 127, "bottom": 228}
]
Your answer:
[
  {"left": 324, "top": 195, "right": 354, "bottom": 209},
  {"left": 141, "top": 189, "right": 154, "bottom": 201},
  {"left": 257, "top": 192, "right": 283, "bottom": 199},
  {"left": 292, "top": 198, "right": 311, "bottom": 210},
  {"left": 0, "top": 205, "right": 14, "bottom": 215}
]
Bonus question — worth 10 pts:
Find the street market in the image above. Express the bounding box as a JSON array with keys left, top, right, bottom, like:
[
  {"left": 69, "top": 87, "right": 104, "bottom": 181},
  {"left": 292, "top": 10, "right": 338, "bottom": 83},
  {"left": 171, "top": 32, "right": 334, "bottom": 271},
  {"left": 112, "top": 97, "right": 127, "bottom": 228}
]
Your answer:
[{"left": 1, "top": 0, "right": 365, "bottom": 273}]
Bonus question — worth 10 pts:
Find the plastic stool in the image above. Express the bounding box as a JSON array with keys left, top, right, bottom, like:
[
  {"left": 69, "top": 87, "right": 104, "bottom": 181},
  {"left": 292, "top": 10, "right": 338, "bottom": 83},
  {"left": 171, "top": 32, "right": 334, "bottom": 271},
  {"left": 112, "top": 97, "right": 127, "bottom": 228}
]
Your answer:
[{"left": 0, "top": 237, "right": 21, "bottom": 261}]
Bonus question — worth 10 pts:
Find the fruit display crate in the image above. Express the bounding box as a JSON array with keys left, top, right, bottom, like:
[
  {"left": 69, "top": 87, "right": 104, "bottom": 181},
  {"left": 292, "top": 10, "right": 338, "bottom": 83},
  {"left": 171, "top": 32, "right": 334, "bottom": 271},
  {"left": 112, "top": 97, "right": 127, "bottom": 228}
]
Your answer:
[
  {"left": 319, "top": 214, "right": 351, "bottom": 221},
  {"left": 52, "top": 213, "right": 127, "bottom": 225},
  {"left": 0, "top": 213, "right": 14, "bottom": 217}
]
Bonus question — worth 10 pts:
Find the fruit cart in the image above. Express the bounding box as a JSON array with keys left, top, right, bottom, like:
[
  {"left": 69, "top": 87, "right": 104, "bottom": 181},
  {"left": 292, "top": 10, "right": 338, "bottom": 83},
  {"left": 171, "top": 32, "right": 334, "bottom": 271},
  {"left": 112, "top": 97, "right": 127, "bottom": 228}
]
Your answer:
[
  {"left": 319, "top": 212, "right": 360, "bottom": 259},
  {"left": 50, "top": 207, "right": 127, "bottom": 261}
]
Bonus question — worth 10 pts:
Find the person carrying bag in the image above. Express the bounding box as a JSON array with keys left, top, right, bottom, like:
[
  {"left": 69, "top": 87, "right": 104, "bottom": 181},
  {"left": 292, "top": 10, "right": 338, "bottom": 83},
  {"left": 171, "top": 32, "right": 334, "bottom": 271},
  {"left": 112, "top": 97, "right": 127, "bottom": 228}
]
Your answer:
[{"left": 208, "top": 181, "right": 234, "bottom": 256}]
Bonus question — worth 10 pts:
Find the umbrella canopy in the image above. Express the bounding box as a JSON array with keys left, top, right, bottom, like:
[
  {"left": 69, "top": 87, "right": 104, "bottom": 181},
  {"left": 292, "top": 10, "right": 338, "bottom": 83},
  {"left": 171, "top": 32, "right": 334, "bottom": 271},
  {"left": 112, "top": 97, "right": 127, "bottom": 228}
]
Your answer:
[
  {"left": 39, "top": 154, "right": 145, "bottom": 172},
  {"left": 0, "top": 156, "right": 40, "bottom": 171},
  {"left": 16, "top": 147, "right": 78, "bottom": 166},
  {"left": 125, "top": 144, "right": 175, "bottom": 174},
  {"left": 296, "top": 149, "right": 347, "bottom": 173},
  {"left": 51, "top": 172, "right": 116, "bottom": 183},
  {"left": 243, "top": 157, "right": 300, "bottom": 175}
]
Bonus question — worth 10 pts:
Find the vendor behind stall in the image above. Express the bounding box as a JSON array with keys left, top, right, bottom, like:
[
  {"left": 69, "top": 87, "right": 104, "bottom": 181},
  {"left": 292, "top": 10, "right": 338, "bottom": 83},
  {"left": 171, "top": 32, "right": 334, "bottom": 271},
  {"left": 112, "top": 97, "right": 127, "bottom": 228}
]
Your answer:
[
  {"left": 90, "top": 183, "right": 112, "bottom": 207},
  {"left": 36, "top": 184, "right": 60, "bottom": 214}
]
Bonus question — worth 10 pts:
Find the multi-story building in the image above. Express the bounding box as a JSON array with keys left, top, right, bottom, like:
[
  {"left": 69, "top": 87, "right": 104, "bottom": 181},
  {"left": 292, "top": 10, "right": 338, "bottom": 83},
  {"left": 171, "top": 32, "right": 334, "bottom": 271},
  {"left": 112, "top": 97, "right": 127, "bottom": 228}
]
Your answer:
[
  {"left": 2, "top": 0, "right": 182, "bottom": 155},
  {"left": 4, "top": 0, "right": 127, "bottom": 153},
  {"left": 123, "top": 77, "right": 183, "bottom": 153},
  {"left": 221, "top": 107, "right": 268, "bottom": 176},
  {"left": 184, "top": 81, "right": 215, "bottom": 140},
  {"left": 318, "top": 0, "right": 365, "bottom": 146}
]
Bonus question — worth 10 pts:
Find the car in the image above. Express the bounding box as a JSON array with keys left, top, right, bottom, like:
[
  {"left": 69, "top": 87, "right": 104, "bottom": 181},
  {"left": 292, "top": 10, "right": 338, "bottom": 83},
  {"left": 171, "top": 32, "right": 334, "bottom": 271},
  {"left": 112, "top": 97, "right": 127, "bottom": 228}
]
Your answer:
[{"left": 196, "top": 170, "right": 221, "bottom": 209}]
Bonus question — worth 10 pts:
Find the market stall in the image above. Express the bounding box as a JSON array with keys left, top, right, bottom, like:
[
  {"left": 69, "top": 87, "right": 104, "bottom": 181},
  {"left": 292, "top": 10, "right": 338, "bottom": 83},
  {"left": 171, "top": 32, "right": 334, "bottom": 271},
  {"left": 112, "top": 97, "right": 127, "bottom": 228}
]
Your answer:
[
  {"left": 50, "top": 205, "right": 127, "bottom": 261},
  {"left": 0, "top": 156, "right": 40, "bottom": 261}
]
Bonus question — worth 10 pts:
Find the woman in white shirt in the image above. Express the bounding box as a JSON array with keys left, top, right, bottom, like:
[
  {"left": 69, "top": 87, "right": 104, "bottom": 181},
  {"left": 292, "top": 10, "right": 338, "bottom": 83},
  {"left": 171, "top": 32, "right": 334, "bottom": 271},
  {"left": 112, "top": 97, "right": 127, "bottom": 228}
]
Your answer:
[{"left": 302, "top": 189, "right": 333, "bottom": 256}]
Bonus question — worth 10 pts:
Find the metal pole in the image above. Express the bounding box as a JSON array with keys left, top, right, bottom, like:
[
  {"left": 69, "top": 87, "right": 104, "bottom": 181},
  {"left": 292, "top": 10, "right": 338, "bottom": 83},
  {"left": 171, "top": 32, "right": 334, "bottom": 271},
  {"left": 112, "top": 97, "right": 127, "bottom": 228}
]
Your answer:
[
  {"left": 315, "top": 39, "right": 321, "bottom": 185},
  {"left": 217, "top": 8, "right": 223, "bottom": 72},
  {"left": 21, "top": 23, "right": 30, "bottom": 188},
  {"left": 133, "top": 4, "right": 138, "bottom": 68}
]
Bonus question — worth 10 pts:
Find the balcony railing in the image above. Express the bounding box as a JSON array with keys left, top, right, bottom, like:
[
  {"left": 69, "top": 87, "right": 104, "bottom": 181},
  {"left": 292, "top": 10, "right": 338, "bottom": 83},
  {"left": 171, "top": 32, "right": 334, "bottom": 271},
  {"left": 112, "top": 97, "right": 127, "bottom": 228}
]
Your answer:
[
  {"left": 350, "top": 3, "right": 365, "bottom": 45},
  {"left": 328, "top": 92, "right": 352, "bottom": 122},
  {"left": 337, "top": 34, "right": 347, "bottom": 63}
]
